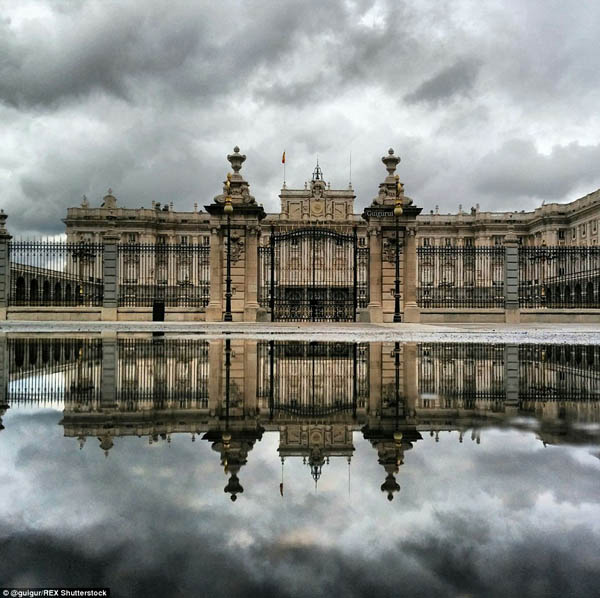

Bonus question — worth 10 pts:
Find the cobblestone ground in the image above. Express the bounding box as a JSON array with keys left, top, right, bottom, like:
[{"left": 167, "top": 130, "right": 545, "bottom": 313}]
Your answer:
[{"left": 1, "top": 320, "right": 600, "bottom": 343}]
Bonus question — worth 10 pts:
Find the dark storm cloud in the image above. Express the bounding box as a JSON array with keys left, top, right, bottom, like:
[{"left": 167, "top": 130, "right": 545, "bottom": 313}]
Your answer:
[
  {"left": 404, "top": 59, "right": 480, "bottom": 106},
  {"left": 1, "top": 0, "right": 600, "bottom": 234}
]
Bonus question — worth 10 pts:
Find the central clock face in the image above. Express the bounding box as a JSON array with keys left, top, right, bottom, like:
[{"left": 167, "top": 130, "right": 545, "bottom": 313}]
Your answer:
[{"left": 311, "top": 200, "right": 324, "bottom": 216}]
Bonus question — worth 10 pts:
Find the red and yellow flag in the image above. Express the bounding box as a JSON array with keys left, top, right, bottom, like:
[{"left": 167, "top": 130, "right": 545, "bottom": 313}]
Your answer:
[{"left": 281, "top": 151, "right": 286, "bottom": 164}]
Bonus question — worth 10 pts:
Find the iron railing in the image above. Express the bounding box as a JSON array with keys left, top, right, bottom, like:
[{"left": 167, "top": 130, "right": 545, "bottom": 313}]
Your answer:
[
  {"left": 519, "top": 246, "right": 600, "bottom": 308},
  {"left": 418, "top": 343, "right": 506, "bottom": 408},
  {"left": 9, "top": 241, "right": 104, "bottom": 306},
  {"left": 417, "top": 246, "right": 505, "bottom": 308},
  {"left": 519, "top": 344, "right": 600, "bottom": 401},
  {"left": 117, "top": 338, "right": 209, "bottom": 408},
  {"left": 118, "top": 243, "right": 210, "bottom": 307},
  {"left": 257, "top": 341, "right": 369, "bottom": 416},
  {"left": 258, "top": 227, "right": 369, "bottom": 321},
  {"left": 7, "top": 338, "right": 103, "bottom": 403}
]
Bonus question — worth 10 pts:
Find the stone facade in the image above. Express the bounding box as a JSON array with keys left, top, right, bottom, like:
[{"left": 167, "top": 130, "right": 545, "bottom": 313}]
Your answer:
[
  {"left": 0, "top": 146, "right": 594, "bottom": 324},
  {"left": 64, "top": 147, "right": 600, "bottom": 248}
]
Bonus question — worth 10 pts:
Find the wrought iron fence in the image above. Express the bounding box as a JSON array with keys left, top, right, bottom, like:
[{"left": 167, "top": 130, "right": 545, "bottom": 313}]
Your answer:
[
  {"left": 118, "top": 243, "right": 210, "bottom": 307},
  {"left": 7, "top": 337, "right": 103, "bottom": 403},
  {"left": 9, "top": 241, "right": 104, "bottom": 306},
  {"left": 519, "top": 246, "right": 600, "bottom": 308},
  {"left": 258, "top": 227, "right": 369, "bottom": 322},
  {"left": 519, "top": 344, "right": 600, "bottom": 401},
  {"left": 257, "top": 341, "right": 369, "bottom": 416},
  {"left": 117, "top": 338, "right": 209, "bottom": 408},
  {"left": 417, "top": 246, "right": 505, "bottom": 308},
  {"left": 418, "top": 343, "right": 506, "bottom": 408}
]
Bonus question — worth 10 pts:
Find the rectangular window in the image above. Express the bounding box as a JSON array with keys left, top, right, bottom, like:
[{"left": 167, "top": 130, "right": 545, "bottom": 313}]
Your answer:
[
  {"left": 180, "top": 235, "right": 189, "bottom": 245},
  {"left": 445, "top": 238, "right": 452, "bottom": 247},
  {"left": 464, "top": 237, "right": 474, "bottom": 247},
  {"left": 558, "top": 230, "right": 565, "bottom": 240},
  {"left": 422, "top": 238, "right": 430, "bottom": 247},
  {"left": 493, "top": 235, "right": 503, "bottom": 246},
  {"left": 158, "top": 235, "right": 168, "bottom": 245}
]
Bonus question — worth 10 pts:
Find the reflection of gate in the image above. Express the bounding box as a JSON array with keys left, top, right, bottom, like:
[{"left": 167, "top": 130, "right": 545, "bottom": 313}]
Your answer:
[
  {"left": 258, "top": 228, "right": 369, "bottom": 321},
  {"left": 257, "top": 341, "right": 370, "bottom": 416}
]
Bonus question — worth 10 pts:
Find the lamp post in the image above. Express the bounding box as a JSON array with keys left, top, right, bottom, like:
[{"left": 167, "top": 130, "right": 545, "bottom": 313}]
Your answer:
[
  {"left": 223, "top": 173, "right": 233, "bottom": 322},
  {"left": 393, "top": 176, "right": 403, "bottom": 323}
]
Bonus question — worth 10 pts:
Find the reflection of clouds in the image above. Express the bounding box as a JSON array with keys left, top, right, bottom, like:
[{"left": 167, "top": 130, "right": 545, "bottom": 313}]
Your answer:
[{"left": 1, "top": 410, "right": 599, "bottom": 596}]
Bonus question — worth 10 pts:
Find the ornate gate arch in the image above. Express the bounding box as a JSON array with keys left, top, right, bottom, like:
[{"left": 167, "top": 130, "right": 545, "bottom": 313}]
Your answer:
[{"left": 259, "top": 227, "right": 369, "bottom": 322}]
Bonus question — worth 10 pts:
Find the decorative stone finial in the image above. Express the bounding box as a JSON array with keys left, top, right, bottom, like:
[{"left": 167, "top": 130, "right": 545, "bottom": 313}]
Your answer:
[
  {"left": 227, "top": 146, "right": 246, "bottom": 174},
  {"left": 381, "top": 472, "right": 401, "bottom": 501},
  {"left": 0, "top": 210, "right": 7, "bottom": 232},
  {"left": 382, "top": 148, "right": 401, "bottom": 177},
  {"left": 81, "top": 194, "right": 89, "bottom": 208},
  {"left": 101, "top": 189, "right": 117, "bottom": 209}
]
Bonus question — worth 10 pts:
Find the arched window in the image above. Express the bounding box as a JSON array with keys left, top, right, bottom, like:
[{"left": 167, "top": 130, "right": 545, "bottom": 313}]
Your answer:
[
  {"left": 30, "top": 279, "right": 39, "bottom": 304},
  {"left": 54, "top": 282, "right": 62, "bottom": 305},
  {"left": 42, "top": 280, "right": 51, "bottom": 305},
  {"left": 15, "top": 277, "right": 25, "bottom": 303},
  {"left": 586, "top": 282, "right": 594, "bottom": 306}
]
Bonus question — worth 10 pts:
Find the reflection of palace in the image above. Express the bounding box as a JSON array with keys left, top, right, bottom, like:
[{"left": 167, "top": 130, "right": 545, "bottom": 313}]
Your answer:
[{"left": 2, "top": 336, "right": 599, "bottom": 501}]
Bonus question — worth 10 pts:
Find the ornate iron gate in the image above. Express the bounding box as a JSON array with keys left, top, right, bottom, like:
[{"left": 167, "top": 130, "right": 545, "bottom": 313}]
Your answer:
[
  {"left": 259, "top": 227, "right": 369, "bottom": 322},
  {"left": 257, "top": 341, "right": 369, "bottom": 417}
]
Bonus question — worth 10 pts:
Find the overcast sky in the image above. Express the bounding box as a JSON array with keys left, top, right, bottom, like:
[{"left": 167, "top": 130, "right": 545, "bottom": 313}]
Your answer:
[{"left": 1, "top": 0, "right": 599, "bottom": 235}]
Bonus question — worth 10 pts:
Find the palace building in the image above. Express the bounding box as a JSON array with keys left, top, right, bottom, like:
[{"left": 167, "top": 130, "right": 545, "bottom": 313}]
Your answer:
[
  {"left": 64, "top": 146, "right": 600, "bottom": 247},
  {"left": 1, "top": 146, "right": 598, "bottom": 324}
]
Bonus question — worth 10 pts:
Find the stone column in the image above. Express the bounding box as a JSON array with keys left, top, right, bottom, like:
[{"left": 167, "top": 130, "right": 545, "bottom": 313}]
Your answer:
[
  {"left": 208, "top": 339, "right": 223, "bottom": 415},
  {"left": 100, "top": 332, "right": 117, "bottom": 408},
  {"left": 102, "top": 232, "right": 120, "bottom": 321},
  {"left": 402, "top": 226, "right": 420, "bottom": 323},
  {"left": 368, "top": 342, "right": 382, "bottom": 415},
  {"left": 367, "top": 228, "right": 383, "bottom": 323},
  {"left": 243, "top": 340, "right": 258, "bottom": 415},
  {"left": 402, "top": 342, "right": 418, "bottom": 418},
  {"left": 0, "top": 334, "right": 7, "bottom": 411},
  {"left": 0, "top": 211, "right": 12, "bottom": 320},
  {"left": 504, "top": 343, "right": 520, "bottom": 415},
  {"left": 244, "top": 226, "right": 260, "bottom": 322},
  {"left": 504, "top": 233, "right": 520, "bottom": 323},
  {"left": 205, "top": 226, "right": 223, "bottom": 322}
]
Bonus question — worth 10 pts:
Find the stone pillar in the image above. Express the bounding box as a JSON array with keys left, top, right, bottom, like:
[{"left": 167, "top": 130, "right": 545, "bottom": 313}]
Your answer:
[
  {"left": 244, "top": 340, "right": 258, "bottom": 416},
  {"left": 100, "top": 332, "right": 117, "bottom": 408},
  {"left": 504, "top": 343, "right": 520, "bottom": 415},
  {"left": 0, "top": 334, "right": 7, "bottom": 410},
  {"left": 102, "top": 232, "right": 120, "bottom": 321},
  {"left": 402, "top": 342, "right": 418, "bottom": 418},
  {"left": 402, "top": 226, "right": 420, "bottom": 323},
  {"left": 244, "top": 226, "right": 260, "bottom": 322},
  {"left": 205, "top": 226, "right": 223, "bottom": 322},
  {"left": 367, "top": 228, "right": 383, "bottom": 323},
  {"left": 208, "top": 339, "right": 223, "bottom": 414},
  {"left": 504, "top": 234, "right": 520, "bottom": 323},
  {"left": 368, "top": 342, "right": 382, "bottom": 415},
  {"left": 0, "top": 211, "right": 12, "bottom": 320},
  {"left": 205, "top": 148, "right": 266, "bottom": 322}
]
